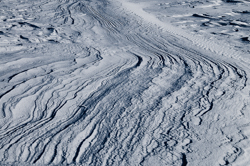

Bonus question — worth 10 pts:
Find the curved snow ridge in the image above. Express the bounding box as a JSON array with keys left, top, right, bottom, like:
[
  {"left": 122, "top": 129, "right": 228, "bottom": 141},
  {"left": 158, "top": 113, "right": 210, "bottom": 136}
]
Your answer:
[{"left": 118, "top": 0, "right": 250, "bottom": 62}]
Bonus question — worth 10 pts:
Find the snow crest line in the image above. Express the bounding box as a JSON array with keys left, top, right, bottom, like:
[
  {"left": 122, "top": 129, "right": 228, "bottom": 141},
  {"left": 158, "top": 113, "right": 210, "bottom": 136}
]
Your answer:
[{"left": 118, "top": 0, "right": 249, "bottom": 62}]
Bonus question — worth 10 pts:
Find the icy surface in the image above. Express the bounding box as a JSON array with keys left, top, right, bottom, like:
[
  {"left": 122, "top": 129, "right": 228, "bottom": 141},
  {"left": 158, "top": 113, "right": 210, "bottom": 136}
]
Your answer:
[{"left": 0, "top": 0, "right": 250, "bottom": 165}]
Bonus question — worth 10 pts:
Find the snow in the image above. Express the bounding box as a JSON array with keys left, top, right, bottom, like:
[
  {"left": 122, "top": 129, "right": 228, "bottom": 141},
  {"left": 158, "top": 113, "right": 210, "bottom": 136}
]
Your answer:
[{"left": 0, "top": 0, "right": 250, "bottom": 165}]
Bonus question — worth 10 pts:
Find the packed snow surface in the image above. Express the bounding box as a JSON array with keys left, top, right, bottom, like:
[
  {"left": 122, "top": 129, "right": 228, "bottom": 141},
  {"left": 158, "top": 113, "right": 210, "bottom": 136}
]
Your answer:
[{"left": 1, "top": 0, "right": 250, "bottom": 165}]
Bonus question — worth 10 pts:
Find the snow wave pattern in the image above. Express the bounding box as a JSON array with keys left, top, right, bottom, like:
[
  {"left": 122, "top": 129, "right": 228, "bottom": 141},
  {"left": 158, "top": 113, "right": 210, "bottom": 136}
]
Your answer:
[{"left": 0, "top": 0, "right": 249, "bottom": 166}]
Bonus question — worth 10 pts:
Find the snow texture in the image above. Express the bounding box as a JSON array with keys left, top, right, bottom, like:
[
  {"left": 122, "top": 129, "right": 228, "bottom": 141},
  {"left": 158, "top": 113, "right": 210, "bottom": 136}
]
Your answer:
[{"left": 0, "top": 0, "right": 250, "bottom": 165}]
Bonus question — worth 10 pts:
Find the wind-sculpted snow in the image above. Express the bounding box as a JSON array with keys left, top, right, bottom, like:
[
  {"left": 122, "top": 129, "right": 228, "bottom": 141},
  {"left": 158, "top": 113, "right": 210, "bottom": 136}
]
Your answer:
[{"left": 1, "top": 0, "right": 250, "bottom": 165}]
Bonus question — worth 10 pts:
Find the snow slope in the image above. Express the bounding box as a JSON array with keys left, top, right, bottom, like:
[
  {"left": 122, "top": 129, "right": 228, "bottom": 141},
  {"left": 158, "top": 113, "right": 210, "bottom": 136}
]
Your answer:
[{"left": 0, "top": 0, "right": 250, "bottom": 165}]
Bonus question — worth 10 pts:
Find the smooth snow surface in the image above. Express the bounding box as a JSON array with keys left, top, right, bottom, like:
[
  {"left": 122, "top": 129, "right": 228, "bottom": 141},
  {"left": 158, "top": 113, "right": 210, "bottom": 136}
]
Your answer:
[{"left": 1, "top": 0, "right": 250, "bottom": 165}]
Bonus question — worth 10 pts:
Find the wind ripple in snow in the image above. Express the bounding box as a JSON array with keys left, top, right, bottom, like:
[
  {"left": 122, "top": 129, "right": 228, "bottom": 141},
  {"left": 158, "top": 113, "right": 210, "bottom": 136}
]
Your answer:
[{"left": 0, "top": 0, "right": 250, "bottom": 166}]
